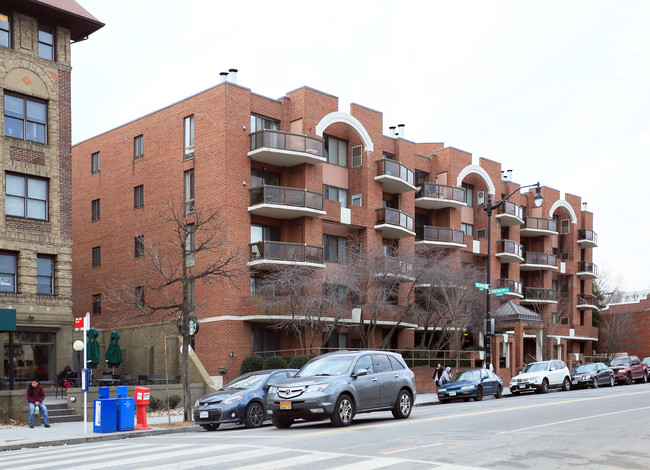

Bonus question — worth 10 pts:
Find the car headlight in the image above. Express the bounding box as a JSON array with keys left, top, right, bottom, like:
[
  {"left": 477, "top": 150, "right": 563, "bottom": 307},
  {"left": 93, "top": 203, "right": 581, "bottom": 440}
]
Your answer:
[
  {"left": 531, "top": 376, "right": 540, "bottom": 382},
  {"left": 223, "top": 396, "right": 244, "bottom": 405},
  {"left": 306, "top": 383, "right": 330, "bottom": 393},
  {"left": 269, "top": 386, "right": 278, "bottom": 394},
  {"left": 583, "top": 374, "right": 591, "bottom": 380},
  {"left": 510, "top": 379, "right": 517, "bottom": 385}
]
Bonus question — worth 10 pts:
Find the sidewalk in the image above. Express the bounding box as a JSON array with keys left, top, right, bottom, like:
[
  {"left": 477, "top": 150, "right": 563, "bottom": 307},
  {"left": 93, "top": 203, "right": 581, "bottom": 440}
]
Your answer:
[{"left": 0, "top": 393, "right": 440, "bottom": 452}]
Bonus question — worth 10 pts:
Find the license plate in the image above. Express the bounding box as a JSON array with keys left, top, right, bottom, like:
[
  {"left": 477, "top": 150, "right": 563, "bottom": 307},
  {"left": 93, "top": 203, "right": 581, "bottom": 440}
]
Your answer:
[
  {"left": 519, "top": 384, "right": 525, "bottom": 389},
  {"left": 449, "top": 391, "right": 456, "bottom": 397},
  {"left": 280, "top": 401, "right": 292, "bottom": 410},
  {"left": 572, "top": 380, "right": 577, "bottom": 384},
  {"left": 199, "top": 411, "right": 208, "bottom": 419}
]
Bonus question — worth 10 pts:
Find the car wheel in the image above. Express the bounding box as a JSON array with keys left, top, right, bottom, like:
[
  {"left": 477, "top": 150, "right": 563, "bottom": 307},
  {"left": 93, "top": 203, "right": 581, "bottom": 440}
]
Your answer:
[
  {"left": 625, "top": 373, "right": 633, "bottom": 385},
  {"left": 271, "top": 415, "right": 293, "bottom": 428},
  {"left": 609, "top": 376, "right": 615, "bottom": 387},
  {"left": 562, "top": 377, "right": 571, "bottom": 392},
  {"left": 474, "top": 386, "right": 483, "bottom": 402},
  {"left": 537, "top": 379, "right": 549, "bottom": 394},
  {"left": 244, "top": 402, "right": 265, "bottom": 428},
  {"left": 592, "top": 378, "right": 598, "bottom": 389},
  {"left": 331, "top": 394, "right": 355, "bottom": 427},
  {"left": 201, "top": 423, "right": 220, "bottom": 431},
  {"left": 495, "top": 385, "right": 502, "bottom": 399},
  {"left": 391, "top": 389, "right": 412, "bottom": 419},
  {"left": 642, "top": 371, "right": 648, "bottom": 384}
]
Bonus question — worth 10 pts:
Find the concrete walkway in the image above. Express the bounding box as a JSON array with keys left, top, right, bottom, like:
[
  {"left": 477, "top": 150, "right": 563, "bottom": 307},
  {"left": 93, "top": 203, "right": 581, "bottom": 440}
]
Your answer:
[{"left": 0, "top": 393, "right": 440, "bottom": 452}]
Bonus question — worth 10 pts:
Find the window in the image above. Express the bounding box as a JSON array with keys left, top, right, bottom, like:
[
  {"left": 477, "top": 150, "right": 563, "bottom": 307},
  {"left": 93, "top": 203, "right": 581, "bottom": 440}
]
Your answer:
[
  {"left": 184, "top": 115, "right": 194, "bottom": 159},
  {"left": 462, "top": 183, "right": 474, "bottom": 207},
  {"left": 561, "top": 252, "right": 569, "bottom": 261},
  {"left": 0, "top": 12, "right": 11, "bottom": 48},
  {"left": 91, "top": 199, "right": 100, "bottom": 221},
  {"left": 323, "top": 283, "right": 347, "bottom": 301},
  {"left": 323, "top": 235, "right": 347, "bottom": 263},
  {"left": 415, "top": 170, "right": 429, "bottom": 186},
  {"left": 383, "top": 153, "right": 395, "bottom": 160},
  {"left": 36, "top": 255, "right": 53, "bottom": 295},
  {"left": 461, "top": 223, "right": 473, "bottom": 236},
  {"left": 0, "top": 252, "right": 17, "bottom": 293},
  {"left": 133, "top": 135, "right": 143, "bottom": 159},
  {"left": 351, "top": 194, "right": 362, "bottom": 207},
  {"left": 250, "top": 224, "right": 280, "bottom": 243},
  {"left": 251, "top": 167, "right": 280, "bottom": 187},
  {"left": 476, "top": 229, "right": 486, "bottom": 239},
  {"left": 250, "top": 114, "right": 279, "bottom": 132},
  {"left": 92, "top": 294, "right": 101, "bottom": 315},
  {"left": 185, "top": 224, "right": 195, "bottom": 266},
  {"left": 4, "top": 94, "right": 47, "bottom": 143},
  {"left": 383, "top": 283, "right": 399, "bottom": 305},
  {"left": 134, "top": 236, "right": 144, "bottom": 258},
  {"left": 323, "top": 185, "right": 348, "bottom": 208},
  {"left": 135, "top": 286, "right": 144, "bottom": 308},
  {"left": 351, "top": 145, "right": 362, "bottom": 167},
  {"left": 134, "top": 185, "right": 144, "bottom": 208},
  {"left": 5, "top": 173, "right": 48, "bottom": 220},
  {"left": 560, "top": 219, "right": 570, "bottom": 234},
  {"left": 324, "top": 135, "right": 347, "bottom": 167},
  {"left": 92, "top": 246, "right": 101, "bottom": 268},
  {"left": 184, "top": 170, "right": 194, "bottom": 214},
  {"left": 91, "top": 152, "right": 100, "bottom": 173},
  {"left": 38, "top": 23, "right": 54, "bottom": 61}
]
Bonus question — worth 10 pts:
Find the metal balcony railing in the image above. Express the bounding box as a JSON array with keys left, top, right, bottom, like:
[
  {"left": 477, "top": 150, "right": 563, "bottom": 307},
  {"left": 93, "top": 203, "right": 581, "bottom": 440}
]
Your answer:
[
  {"left": 496, "top": 240, "right": 523, "bottom": 258},
  {"left": 523, "top": 252, "right": 558, "bottom": 267},
  {"left": 415, "top": 226, "right": 465, "bottom": 244},
  {"left": 523, "top": 216, "right": 558, "bottom": 233},
  {"left": 500, "top": 200, "right": 524, "bottom": 220},
  {"left": 578, "top": 229, "right": 598, "bottom": 245},
  {"left": 376, "top": 159, "right": 414, "bottom": 186},
  {"left": 577, "top": 261, "right": 597, "bottom": 276},
  {"left": 577, "top": 293, "right": 598, "bottom": 306},
  {"left": 524, "top": 287, "right": 558, "bottom": 302},
  {"left": 494, "top": 279, "right": 523, "bottom": 296},
  {"left": 249, "top": 130, "right": 323, "bottom": 156},
  {"left": 249, "top": 241, "right": 324, "bottom": 264},
  {"left": 417, "top": 183, "right": 466, "bottom": 203},
  {"left": 249, "top": 185, "right": 323, "bottom": 210},
  {"left": 376, "top": 208, "right": 414, "bottom": 232}
]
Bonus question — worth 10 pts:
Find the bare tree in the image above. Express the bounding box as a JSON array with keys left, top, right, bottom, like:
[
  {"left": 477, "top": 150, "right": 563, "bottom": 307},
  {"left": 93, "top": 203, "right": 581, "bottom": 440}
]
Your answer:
[
  {"left": 105, "top": 200, "right": 242, "bottom": 421},
  {"left": 595, "top": 266, "right": 626, "bottom": 306},
  {"left": 599, "top": 311, "right": 635, "bottom": 357}
]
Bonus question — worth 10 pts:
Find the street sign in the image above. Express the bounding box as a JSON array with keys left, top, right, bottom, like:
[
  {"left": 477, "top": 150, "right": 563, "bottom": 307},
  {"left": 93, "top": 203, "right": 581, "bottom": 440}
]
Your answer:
[
  {"left": 489, "top": 287, "right": 510, "bottom": 296},
  {"left": 74, "top": 316, "right": 86, "bottom": 331},
  {"left": 475, "top": 282, "right": 489, "bottom": 291}
]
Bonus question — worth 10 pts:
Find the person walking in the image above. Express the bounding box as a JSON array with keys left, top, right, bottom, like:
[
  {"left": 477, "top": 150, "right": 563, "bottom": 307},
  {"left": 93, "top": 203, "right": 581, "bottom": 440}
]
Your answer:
[
  {"left": 26, "top": 378, "right": 50, "bottom": 428},
  {"left": 433, "top": 364, "right": 443, "bottom": 391},
  {"left": 439, "top": 366, "right": 452, "bottom": 387}
]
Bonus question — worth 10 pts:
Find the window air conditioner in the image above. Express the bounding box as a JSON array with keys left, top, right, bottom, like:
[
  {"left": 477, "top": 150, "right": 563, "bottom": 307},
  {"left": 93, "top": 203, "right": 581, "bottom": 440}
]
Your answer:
[{"left": 477, "top": 190, "right": 485, "bottom": 206}]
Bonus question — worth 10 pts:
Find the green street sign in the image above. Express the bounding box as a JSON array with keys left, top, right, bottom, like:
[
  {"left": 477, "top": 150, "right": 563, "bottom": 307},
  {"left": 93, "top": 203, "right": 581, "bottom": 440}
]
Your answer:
[
  {"left": 475, "top": 282, "right": 488, "bottom": 290},
  {"left": 489, "top": 287, "right": 510, "bottom": 296}
]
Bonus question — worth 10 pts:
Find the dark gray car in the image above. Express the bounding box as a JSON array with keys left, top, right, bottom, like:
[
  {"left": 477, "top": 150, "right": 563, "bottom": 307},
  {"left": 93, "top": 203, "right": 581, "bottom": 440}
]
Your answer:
[{"left": 266, "top": 350, "right": 416, "bottom": 428}]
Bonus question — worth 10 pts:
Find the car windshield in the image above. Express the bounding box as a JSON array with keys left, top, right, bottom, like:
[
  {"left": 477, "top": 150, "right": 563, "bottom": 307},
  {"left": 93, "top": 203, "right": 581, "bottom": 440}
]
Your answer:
[
  {"left": 297, "top": 355, "right": 355, "bottom": 377},
  {"left": 451, "top": 370, "right": 481, "bottom": 382},
  {"left": 610, "top": 358, "right": 630, "bottom": 366},
  {"left": 522, "top": 362, "right": 549, "bottom": 373},
  {"left": 221, "top": 373, "right": 269, "bottom": 390},
  {"left": 573, "top": 364, "right": 597, "bottom": 373}
]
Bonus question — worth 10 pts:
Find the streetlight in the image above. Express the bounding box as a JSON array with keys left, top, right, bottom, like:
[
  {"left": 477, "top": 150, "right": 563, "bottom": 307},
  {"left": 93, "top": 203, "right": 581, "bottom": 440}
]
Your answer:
[{"left": 482, "top": 182, "right": 543, "bottom": 369}]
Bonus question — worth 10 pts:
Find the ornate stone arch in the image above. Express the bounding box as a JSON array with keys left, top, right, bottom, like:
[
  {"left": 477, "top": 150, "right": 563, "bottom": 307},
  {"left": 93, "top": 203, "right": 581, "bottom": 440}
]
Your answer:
[
  {"left": 315, "top": 111, "right": 374, "bottom": 152},
  {"left": 456, "top": 164, "right": 496, "bottom": 195},
  {"left": 0, "top": 58, "right": 57, "bottom": 99},
  {"left": 549, "top": 199, "right": 578, "bottom": 224}
]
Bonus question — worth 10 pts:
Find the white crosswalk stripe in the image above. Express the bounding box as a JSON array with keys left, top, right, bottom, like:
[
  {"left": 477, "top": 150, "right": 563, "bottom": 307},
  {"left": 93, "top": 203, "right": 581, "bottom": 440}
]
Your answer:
[
  {"left": 138, "top": 446, "right": 288, "bottom": 470},
  {"left": 232, "top": 451, "right": 335, "bottom": 469}
]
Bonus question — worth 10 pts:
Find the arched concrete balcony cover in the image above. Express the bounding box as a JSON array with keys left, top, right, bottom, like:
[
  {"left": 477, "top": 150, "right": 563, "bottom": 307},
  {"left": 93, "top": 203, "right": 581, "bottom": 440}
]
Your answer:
[
  {"left": 456, "top": 165, "right": 496, "bottom": 195},
  {"left": 315, "top": 112, "right": 374, "bottom": 152},
  {"left": 549, "top": 200, "right": 578, "bottom": 224}
]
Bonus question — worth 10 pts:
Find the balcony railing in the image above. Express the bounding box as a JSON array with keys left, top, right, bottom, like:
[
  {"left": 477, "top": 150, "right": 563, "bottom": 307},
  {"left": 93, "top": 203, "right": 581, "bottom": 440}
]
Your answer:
[
  {"left": 248, "top": 185, "right": 324, "bottom": 218},
  {"left": 521, "top": 216, "right": 558, "bottom": 236},
  {"left": 375, "top": 159, "right": 416, "bottom": 193},
  {"left": 577, "top": 261, "right": 597, "bottom": 279},
  {"left": 522, "top": 287, "right": 558, "bottom": 304},
  {"left": 415, "top": 183, "right": 466, "bottom": 209},
  {"left": 248, "top": 130, "right": 324, "bottom": 166},
  {"left": 496, "top": 240, "right": 524, "bottom": 262},
  {"left": 520, "top": 252, "right": 558, "bottom": 271},
  {"left": 415, "top": 226, "right": 466, "bottom": 247},
  {"left": 374, "top": 256, "right": 414, "bottom": 280},
  {"left": 248, "top": 241, "right": 324, "bottom": 266},
  {"left": 578, "top": 229, "right": 598, "bottom": 248},
  {"left": 375, "top": 208, "right": 415, "bottom": 238},
  {"left": 577, "top": 293, "right": 598, "bottom": 309},
  {"left": 496, "top": 201, "right": 524, "bottom": 226},
  {"left": 494, "top": 279, "right": 523, "bottom": 297}
]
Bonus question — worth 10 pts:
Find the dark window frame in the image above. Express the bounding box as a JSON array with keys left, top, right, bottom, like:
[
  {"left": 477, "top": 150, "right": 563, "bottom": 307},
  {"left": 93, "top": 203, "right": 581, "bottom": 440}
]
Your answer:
[
  {"left": 135, "top": 286, "right": 145, "bottom": 308},
  {"left": 0, "top": 11, "right": 11, "bottom": 49},
  {"left": 184, "top": 169, "right": 194, "bottom": 214},
  {"left": 134, "top": 235, "right": 144, "bottom": 258},
  {"left": 91, "top": 246, "right": 101, "bottom": 268},
  {"left": 5, "top": 173, "right": 49, "bottom": 221},
  {"left": 91, "top": 198, "right": 100, "bottom": 221},
  {"left": 36, "top": 254, "right": 54, "bottom": 295},
  {"left": 91, "top": 152, "right": 100, "bottom": 173},
  {"left": 92, "top": 294, "right": 101, "bottom": 315},
  {"left": 3, "top": 93, "right": 47, "bottom": 144},
  {"left": 134, "top": 185, "right": 144, "bottom": 208},
  {"left": 184, "top": 115, "right": 194, "bottom": 159},
  {"left": 38, "top": 22, "right": 54, "bottom": 61},
  {"left": 133, "top": 134, "right": 143, "bottom": 159},
  {"left": 324, "top": 135, "right": 348, "bottom": 167},
  {"left": 0, "top": 251, "right": 17, "bottom": 293}
]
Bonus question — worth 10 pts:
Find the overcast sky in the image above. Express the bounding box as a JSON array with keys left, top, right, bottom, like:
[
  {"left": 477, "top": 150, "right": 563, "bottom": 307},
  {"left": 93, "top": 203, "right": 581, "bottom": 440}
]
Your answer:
[{"left": 71, "top": 1, "right": 650, "bottom": 292}]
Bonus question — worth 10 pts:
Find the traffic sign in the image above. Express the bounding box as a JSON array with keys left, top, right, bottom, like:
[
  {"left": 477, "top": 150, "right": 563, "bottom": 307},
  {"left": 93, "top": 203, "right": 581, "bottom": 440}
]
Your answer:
[
  {"left": 475, "top": 282, "right": 489, "bottom": 291},
  {"left": 489, "top": 287, "right": 510, "bottom": 296}
]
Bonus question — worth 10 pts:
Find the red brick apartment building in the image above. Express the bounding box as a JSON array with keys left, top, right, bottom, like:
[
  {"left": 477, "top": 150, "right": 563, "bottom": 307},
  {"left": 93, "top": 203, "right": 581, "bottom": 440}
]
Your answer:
[
  {"left": 0, "top": 1, "right": 102, "bottom": 384},
  {"left": 71, "top": 73, "right": 598, "bottom": 384},
  {"left": 601, "top": 298, "right": 650, "bottom": 361}
]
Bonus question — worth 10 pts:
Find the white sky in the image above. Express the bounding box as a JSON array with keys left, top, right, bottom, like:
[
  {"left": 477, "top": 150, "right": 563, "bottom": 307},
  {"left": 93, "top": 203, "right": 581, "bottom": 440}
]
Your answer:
[{"left": 71, "top": 0, "right": 650, "bottom": 291}]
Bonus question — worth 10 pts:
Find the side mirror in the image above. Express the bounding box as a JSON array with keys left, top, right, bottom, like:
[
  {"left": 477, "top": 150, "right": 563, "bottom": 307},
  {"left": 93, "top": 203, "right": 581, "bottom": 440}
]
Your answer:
[
  {"left": 482, "top": 375, "right": 488, "bottom": 381},
  {"left": 353, "top": 368, "right": 369, "bottom": 377},
  {"left": 262, "top": 384, "right": 270, "bottom": 390}
]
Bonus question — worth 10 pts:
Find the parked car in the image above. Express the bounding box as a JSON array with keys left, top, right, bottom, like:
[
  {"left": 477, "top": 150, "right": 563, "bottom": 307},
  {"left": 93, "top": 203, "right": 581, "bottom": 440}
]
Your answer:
[
  {"left": 609, "top": 356, "right": 648, "bottom": 385},
  {"left": 193, "top": 368, "right": 297, "bottom": 431},
  {"left": 437, "top": 368, "right": 503, "bottom": 403},
  {"left": 642, "top": 357, "right": 650, "bottom": 367},
  {"left": 570, "top": 362, "right": 615, "bottom": 388},
  {"left": 266, "top": 350, "right": 416, "bottom": 428},
  {"left": 509, "top": 360, "right": 571, "bottom": 395}
]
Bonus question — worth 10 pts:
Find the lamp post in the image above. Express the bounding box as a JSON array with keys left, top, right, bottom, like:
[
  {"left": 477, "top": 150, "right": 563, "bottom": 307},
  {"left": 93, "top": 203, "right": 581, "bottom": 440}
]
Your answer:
[{"left": 482, "top": 182, "right": 543, "bottom": 369}]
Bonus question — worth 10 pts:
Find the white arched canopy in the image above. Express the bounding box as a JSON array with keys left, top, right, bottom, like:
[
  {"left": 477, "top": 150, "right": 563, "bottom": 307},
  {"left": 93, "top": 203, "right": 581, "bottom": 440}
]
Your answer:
[
  {"left": 456, "top": 164, "right": 496, "bottom": 195},
  {"left": 315, "top": 112, "right": 374, "bottom": 152},
  {"left": 549, "top": 200, "right": 578, "bottom": 224}
]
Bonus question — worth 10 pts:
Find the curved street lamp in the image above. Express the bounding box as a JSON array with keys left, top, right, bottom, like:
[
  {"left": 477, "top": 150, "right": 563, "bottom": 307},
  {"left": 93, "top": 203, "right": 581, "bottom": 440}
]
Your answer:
[{"left": 482, "top": 182, "right": 543, "bottom": 369}]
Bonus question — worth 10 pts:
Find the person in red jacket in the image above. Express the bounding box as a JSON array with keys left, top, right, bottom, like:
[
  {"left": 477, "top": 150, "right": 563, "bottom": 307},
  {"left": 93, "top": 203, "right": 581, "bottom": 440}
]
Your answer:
[{"left": 26, "top": 378, "right": 50, "bottom": 428}]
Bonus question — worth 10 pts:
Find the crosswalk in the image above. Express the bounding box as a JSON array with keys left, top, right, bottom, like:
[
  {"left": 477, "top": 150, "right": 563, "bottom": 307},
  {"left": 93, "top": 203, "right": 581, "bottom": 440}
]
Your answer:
[{"left": 0, "top": 440, "right": 480, "bottom": 470}]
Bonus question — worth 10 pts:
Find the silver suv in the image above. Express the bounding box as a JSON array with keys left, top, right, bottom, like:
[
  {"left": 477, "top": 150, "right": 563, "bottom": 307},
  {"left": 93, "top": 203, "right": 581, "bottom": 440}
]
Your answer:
[
  {"left": 266, "top": 350, "right": 416, "bottom": 427},
  {"left": 510, "top": 360, "right": 571, "bottom": 395}
]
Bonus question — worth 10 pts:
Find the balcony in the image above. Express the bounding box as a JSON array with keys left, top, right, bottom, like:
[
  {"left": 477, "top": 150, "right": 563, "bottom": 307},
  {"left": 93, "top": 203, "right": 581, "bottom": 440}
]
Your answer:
[
  {"left": 521, "top": 217, "right": 558, "bottom": 237},
  {"left": 414, "top": 183, "right": 466, "bottom": 210},
  {"left": 374, "top": 256, "right": 414, "bottom": 282},
  {"left": 520, "top": 252, "right": 558, "bottom": 271},
  {"left": 248, "top": 130, "right": 325, "bottom": 167},
  {"left": 374, "top": 208, "right": 415, "bottom": 239},
  {"left": 577, "top": 293, "right": 598, "bottom": 310},
  {"left": 578, "top": 229, "right": 598, "bottom": 248},
  {"left": 374, "top": 159, "right": 416, "bottom": 194},
  {"left": 494, "top": 279, "right": 523, "bottom": 299},
  {"left": 520, "top": 287, "right": 558, "bottom": 305},
  {"left": 577, "top": 261, "right": 598, "bottom": 280},
  {"left": 414, "top": 226, "right": 466, "bottom": 249},
  {"left": 495, "top": 240, "right": 524, "bottom": 263},
  {"left": 248, "top": 241, "right": 325, "bottom": 268},
  {"left": 248, "top": 185, "right": 326, "bottom": 219},
  {"left": 495, "top": 201, "right": 524, "bottom": 227}
]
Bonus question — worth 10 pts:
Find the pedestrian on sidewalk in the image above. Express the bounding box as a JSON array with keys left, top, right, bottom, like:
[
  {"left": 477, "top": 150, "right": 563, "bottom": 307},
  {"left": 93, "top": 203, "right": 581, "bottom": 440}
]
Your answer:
[
  {"left": 433, "top": 363, "right": 443, "bottom": 391},
  {"left": 439, "top": 366, "right": 452, "bottom": 387},
  {"left": 26, "top": 378, "right": 50, "bottom": 428}
]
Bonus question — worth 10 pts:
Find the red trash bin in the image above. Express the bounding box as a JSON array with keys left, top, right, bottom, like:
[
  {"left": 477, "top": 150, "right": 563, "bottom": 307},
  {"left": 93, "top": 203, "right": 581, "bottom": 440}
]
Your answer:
[{"left": 134, "top": 387, "right": 151, "bottom": 430}]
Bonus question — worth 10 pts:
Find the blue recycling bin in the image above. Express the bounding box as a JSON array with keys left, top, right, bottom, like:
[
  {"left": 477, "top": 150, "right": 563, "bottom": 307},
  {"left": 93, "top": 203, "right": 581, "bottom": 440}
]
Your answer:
[
  {"left": 93, "top": 398, "right": 117, "bottom": 433},
  {"left": 98, "top": 386, "right": 110, "bottom": 399},
  {"left": 116, "top": 397, "right": 135, "bottom": 431},
  {"left": 116, "top": 386, "right": 128, "bottom": 398}
]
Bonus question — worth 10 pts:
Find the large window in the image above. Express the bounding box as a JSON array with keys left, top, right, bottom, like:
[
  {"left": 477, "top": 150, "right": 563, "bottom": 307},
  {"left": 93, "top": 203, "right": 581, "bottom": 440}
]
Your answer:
[
  {"left": 135, "top": 286, "right": 145, "bottom": 308},
  {"left": 38, "top": 23, "right": 54, "bottom": 61},
  {"left": 36, "top": 255, "right": 53, "bottom": 295},
  {"left": 251, "top": 167, "right": 280, "bottom": 187},
  {"left": 184, "top": 115, "right": 194, "bottom": 159},
  {"left": 184, "top": 169, "right": 194, "bottom": 214},
  {"left": 92, "top": 246, "right": 101, "bottom": 268},
  {"left": 0, "top": 12, "right": 10, "bottom": 48},
  {"left": 4, "top": 94, "right": 47, "bottom": 143},
  {"left": 0, "top": 252, "right": 16, "bottom": 293},
  {"left": 250, "top": 114, "right": 279, "bottom": 132},
  {"left": 461, "top": 223, "right": 473, "bottom": 236},
  {"left": 134, "top": 236, "right": 144, "bottom": 258},
  {"left": 462, "top": 183, "right": 474, "bottom": 207},
  {"left": 323, "top": 185, "right": 348, "bottom": 208},
  {"left": 185, "top": 224, "right": 195, "bottom": 266},
  {"left": 5, "top": 173, "right": 48, "bottom": 220},
  {"left": 323, "top": 235, "right": 347, "bottom": 263},
  {"left": 324, "top": 135, "right": 347, "bottom": 167},
  {"left": 91, "top": 199, "right": 100, "bottom": 221},
  {"left": 134, "top": 185, "right": 144, "bottom": 208},
  {"left": 91, "top": 152, "right": 100, "bottom": 173},
  {"left": 92, "top": 294, "right": 101, "bottom": 315},
  {"left": 133, "top": 134, "right": 143, "bottom": 159}
]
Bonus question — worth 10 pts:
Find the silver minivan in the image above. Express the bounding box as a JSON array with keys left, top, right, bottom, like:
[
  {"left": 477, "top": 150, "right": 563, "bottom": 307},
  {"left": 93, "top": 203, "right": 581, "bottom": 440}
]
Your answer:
[{"left": 266, "top": 350, "right": 416, "bottom": 428}]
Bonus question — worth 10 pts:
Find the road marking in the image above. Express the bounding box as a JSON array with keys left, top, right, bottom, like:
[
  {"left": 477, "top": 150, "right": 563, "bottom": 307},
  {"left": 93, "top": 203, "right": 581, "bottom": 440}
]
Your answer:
[
  {"left": 381, "top": 442, "right": 445, "bottom": 454},
  {"left": 138, "top": 446, "right": 288, "bottom": 469},
  {"left": 497, "top": 404, "right": 650, "bottom": 434}
]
